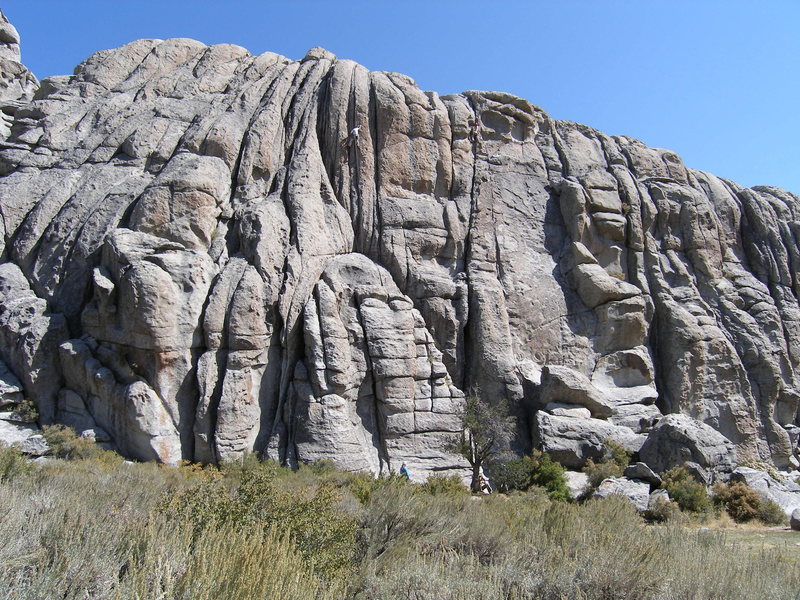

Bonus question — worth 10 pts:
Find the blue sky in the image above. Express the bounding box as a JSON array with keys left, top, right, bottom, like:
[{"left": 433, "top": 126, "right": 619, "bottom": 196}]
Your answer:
[{"left": 3, "top": 1, "right": 799, "bottom": 194}]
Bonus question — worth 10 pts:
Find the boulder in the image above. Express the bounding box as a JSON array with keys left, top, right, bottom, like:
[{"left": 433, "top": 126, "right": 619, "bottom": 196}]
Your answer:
[
  {"left": 0, "top": 360, "right": 23, "bottom": 409},
  {"left": 545, "top": 402, "right": 591, "bottom": 419},
  {"left": 592, "top": 477, "right": 650, "bottom": 512},
  {"left": 564, "top": 470, "right": 591, "bottom": 500},
  {"left": 0, "top": 419, "right": 48, "bottom": 455},
  {"left": 730, "top": 467, "right": 800, "bottom": 516},
  {"left": 648, "top": 488, "right": 671, "bottom": 508},
  {"left": 539, "top": 366, "right": 613, "bottom": 418},
  {"left": 791, "top": 508, "right": 800, "bottom": 531},
  {"left": 533, "top": 412, "right": 645, "bottom": 469},
  {"left": 639, "top": 415, "right": 737, "bottom": 482},
  {"left": 624, "top": 462, "right": 662, "bottom": 487},
  {"left": 609, "top": 403, "right": 661, "bottom": 433}
]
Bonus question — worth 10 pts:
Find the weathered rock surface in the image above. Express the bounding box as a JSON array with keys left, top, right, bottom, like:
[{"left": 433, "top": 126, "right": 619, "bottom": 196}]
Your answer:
[
  {"left": 730, "top": 466, "right": 800, "bottom": 516},
  {"left": 564, "top": 470, "right": 591, "bottom": 500},
  {"left": 0, "top": 11, "right": 37, "bottom": 139},
  {"left": 0, "top": 418, "right": 47, "bottom": 455},
  {"left": 791, "top": 508, "right": 800, "bottom": 531},
  {"left": 0, "top": 16, "right": 798, "bottom": 476},
  {"left": 624, "top": 462, "right": 662, "bottom": 486},
  {"left": 0, "top": 359, "right": 23, "bottom": 408},
  {"left": 533, "top": 411, "right": 645, "bottom": 469},
  {"left": 639, "top": 414, "right": 738, "bottom": 482},
  {"left": 592, "top": 477, "right": 651, "bottom": 512}
]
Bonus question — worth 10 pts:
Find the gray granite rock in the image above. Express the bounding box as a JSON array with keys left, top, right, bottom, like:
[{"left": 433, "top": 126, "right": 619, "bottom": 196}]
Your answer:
[
  {"left": 791, "top": 508, "right": 800, "bottom": 531},
  {"left": 0, "top": 13, "right": 797, "bottom": 478},
  {"left": 592, "top": 477, "right": 651, "bottom": 512},
  {"left": 0, "top": 360, "right": 23, "bottom": 409},
  {"left": 0, "top": 419, "right": 47, "bottom": 455},
  {"left": 564, "top": 470, "right": 591, "bottom": 500},
  {"left": 730, "top": 467, "right": 800, "bottom": 516},
  {"left": 624, "top": 462, "right": 662, "bottom": 486},
  {"left": 639, "top": 415, "right": 737, "bottom": 482},
  {"left": 533, "top": 412, "right": 644, "bottom": 469}
]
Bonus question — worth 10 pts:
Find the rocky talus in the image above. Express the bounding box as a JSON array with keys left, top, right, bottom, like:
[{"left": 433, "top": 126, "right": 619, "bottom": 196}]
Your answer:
[{"left": 1, "top": 17, "right": 798, "bottom": 479}]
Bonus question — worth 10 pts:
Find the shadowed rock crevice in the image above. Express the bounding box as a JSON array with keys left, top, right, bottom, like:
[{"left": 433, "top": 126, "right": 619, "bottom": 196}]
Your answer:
[{"left": 0, "top": 20, "right": 798, "bottom": 476}]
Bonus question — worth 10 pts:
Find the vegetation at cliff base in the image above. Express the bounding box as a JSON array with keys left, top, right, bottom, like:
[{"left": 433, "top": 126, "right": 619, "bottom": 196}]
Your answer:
[{"left": 0, "top": 445, "right": 799, "bottom": 600}]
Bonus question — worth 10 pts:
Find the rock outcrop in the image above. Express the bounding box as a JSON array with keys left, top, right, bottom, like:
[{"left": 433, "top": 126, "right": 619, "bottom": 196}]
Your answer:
[{"left": 0, "top": 16, "right": 798, "bottom": 477}]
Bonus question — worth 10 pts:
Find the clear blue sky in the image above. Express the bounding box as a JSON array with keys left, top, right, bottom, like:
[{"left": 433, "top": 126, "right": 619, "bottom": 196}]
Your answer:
[{"left": 3, "top": 1, "right": 799, "bottom": 194}]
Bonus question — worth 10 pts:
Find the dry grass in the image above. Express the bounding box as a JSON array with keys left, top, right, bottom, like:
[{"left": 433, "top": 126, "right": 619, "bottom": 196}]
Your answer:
[{"left": 0, "top": 450, "right": 798, "bottom": 599}]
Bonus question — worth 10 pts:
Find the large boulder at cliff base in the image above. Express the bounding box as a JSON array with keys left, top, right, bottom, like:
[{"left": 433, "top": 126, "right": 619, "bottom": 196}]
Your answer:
[{"left": 639, "top": 415, "right": 738, "bottom": 481}]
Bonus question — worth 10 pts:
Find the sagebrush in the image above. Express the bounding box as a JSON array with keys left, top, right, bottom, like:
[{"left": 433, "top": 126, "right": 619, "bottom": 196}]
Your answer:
[{"left": 0, "top": 448, "right": 798, "bottom": 599}]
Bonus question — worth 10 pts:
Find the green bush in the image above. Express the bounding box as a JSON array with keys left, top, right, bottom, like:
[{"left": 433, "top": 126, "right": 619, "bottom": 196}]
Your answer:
[
  {"left": 1, "top": 456, "right": 800, "bottom": 599},
  {"left": 605, "top": 439, "right": 633, "bottom": 469},
  {"left": 660, "top": 467, "right": 711, "bottom": 513},
  {"left": 0, "top": 443, "right": 30, "bottom": 482},
  {"left": 159, "top": 461, "right": 357, "bottom": 581},
  {"left": 418, "top": 473, "right": 469, "bottom": 496},
  {"left": 643, "top": 497, "right": 685, "bottom": 524},
  {"left": 582, "top": 440, "right": 632, "bottom": 489},
  {"left": 711, "top": 480, "right": 788, "bottom": 526},
  {"left": 42, "top": 425, "right": 103, "bottom": 460},
  {"left": 757, "top": 499, "right": 787, "bottom": 526},
  {"left": 712, "top": 481, "right": 761, "bottom": 522},
  {"left": 492, "top": 451, "right": 571, "bottom": 501},
  {"left": 583, "top": 458, "right": 623, "bottom": 488},
  {"left": 10, "top": 398, "right": 38, "bottom": 422}
]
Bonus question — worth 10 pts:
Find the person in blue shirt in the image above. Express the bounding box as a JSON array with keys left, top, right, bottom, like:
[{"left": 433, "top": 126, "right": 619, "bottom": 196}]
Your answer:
[{"left": 399, "top": 461, "right": 410, "bottom": 480}]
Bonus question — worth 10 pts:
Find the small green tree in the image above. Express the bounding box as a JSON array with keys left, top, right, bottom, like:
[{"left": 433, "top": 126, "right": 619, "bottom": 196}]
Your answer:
[
  {"left": 493, "top": 451, "right": 571, "bottom": 501},
  {"left": 450, "top": 396, "right": 515, "bottom": 493}
]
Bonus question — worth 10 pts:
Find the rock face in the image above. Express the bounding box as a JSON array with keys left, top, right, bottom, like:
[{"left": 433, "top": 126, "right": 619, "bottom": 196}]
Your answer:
[
  {"left": 592, "top": 477, "right": 651, "bottom": 512},
  {"left": 0, "top": 17, "right": 798, "bottom": 476},
  {"left": 0, "top": 11, "right": 37, "bottom": 138},
  {"left": 639, "top": 414, "right": 738, "bottom": 482},
  {"left": 730, "top": 467, "right": 800, "bottom": 516}
]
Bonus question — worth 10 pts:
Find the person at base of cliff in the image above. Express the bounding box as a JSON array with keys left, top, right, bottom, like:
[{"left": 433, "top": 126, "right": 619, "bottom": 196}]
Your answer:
[
  {"left": 478, "top": 466, "right": 493, "bottom": 494},
  {"left": 399, "top": 461, "right": 410, "bottom": 480}
]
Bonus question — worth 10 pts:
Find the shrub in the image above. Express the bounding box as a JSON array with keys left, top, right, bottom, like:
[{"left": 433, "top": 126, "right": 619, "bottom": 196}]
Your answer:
[
  {"left": 757, "top": 499, "right": 787, "bottom": 526},
  {"left": 660, "top": 467, "right": 711, "bottom": 513},
  {"left": 10, "top": 398, "right": 38, "bottom": 422},
  {"left": 643, "top": 497, "right": 685, "bottom": 524},
  {"left": 2, "top": 455, "right": 800, "bottom": 599},
  {"left": 159, "top": 462, "right": 357, "bottom": 581},
  {"left": 0, "top": 443, "right": 30, "bottom": 482},
  {"left": 492, "top": 455, "right": 535, "bottom": 492},
  {"left": 711, "top": 480, "right": 787, "bottom": 526},
  {"left": 583, "top": 439, "right": 632, "bottom": 489},
  {"left": 605, "top": 439, "right": 632, "bottom": 469},
  {"left": 42, "top": 425, "right": 102, "bottom": 460},
  {"left": 348, "top": 472, "right": 382, "bottom": 505},
  {"left": 529, "top": 452, "right": 572, "bottom": 502},
  {"left": 492, "top": 451, "right": 571, "bottom": 501},
  {"left": 418, "top": 473, "right": 469, "bottom": 496},
  {"left": 584, "top": 458, "right": 623, "bottom": 488},
  {"left": 712, "top": 481, "right": 761, "bottom": 522}
]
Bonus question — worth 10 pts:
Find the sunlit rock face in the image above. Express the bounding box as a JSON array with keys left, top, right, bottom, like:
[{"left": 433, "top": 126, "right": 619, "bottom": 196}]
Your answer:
[{"left": 0, "top": 15, "right": 798, "bottom": 475}]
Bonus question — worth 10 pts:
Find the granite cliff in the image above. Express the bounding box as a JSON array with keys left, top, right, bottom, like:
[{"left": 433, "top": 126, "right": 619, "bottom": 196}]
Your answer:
[{"left": 1, "top": 12, "right": 798, "bottom": 480}]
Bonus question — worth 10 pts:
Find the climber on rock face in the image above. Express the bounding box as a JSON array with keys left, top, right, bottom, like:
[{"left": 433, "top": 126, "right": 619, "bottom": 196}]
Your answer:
[{"left": 349, "top": 125, "right": 361, "bottom": 142}]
